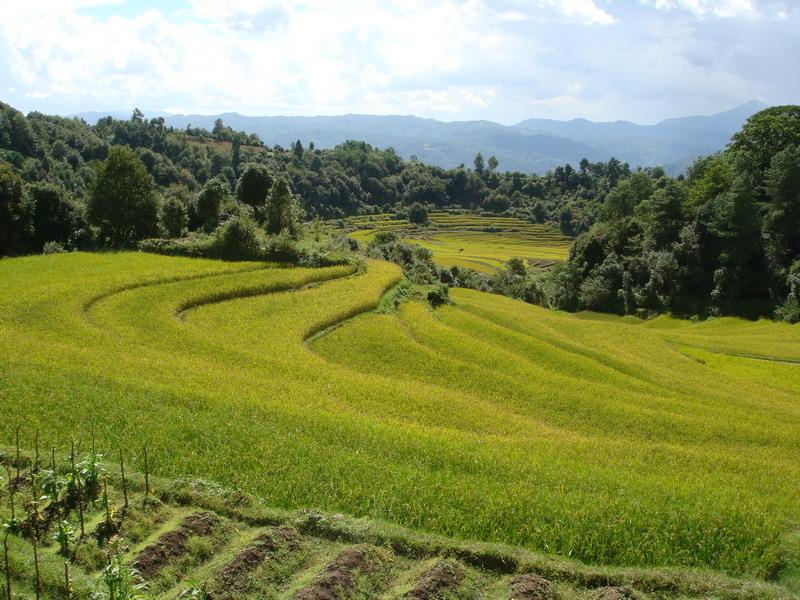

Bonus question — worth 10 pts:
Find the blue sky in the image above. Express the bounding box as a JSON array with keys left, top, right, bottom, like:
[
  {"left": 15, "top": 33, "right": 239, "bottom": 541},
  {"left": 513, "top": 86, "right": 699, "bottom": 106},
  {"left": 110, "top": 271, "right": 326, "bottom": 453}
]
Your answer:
[{"left": 0, "top": 0, "right": 797, "bottom": 124}]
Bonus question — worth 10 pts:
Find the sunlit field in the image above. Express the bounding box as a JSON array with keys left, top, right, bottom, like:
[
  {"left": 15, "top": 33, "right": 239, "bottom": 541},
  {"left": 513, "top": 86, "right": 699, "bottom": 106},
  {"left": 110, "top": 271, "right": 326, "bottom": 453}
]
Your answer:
[
  {"left": 344, "top": 212, "right": 572, "bottom": 272},
  {"left": 1, "top": 252, "right": 799, "bottom": 582}
]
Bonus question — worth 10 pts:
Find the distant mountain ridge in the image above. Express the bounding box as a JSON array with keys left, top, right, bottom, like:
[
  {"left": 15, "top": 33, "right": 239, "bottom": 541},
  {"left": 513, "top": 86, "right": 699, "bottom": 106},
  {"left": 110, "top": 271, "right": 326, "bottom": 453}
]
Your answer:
[
  {"left": 514, "top": 99, "right": 765, "bottom": 173},
  {"left": 74, "top": 100, "right": 766, "bottom": 175}
]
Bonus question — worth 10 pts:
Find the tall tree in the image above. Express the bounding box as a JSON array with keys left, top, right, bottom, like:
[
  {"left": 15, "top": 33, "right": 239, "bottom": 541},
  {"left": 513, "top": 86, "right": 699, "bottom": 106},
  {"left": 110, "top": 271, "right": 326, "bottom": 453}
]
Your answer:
[
  {"left": 213, "top": 118, "right": 225, "bottom": 138},
  {"left": 265, "top": 176, "right": 302, "bottom": 236},
  {"left": 729, "top": 106, "right": 800, "bottom": 199},
  {"left": 644, "top": 180, "right": 685, "bottom": 250},
  {"left": 235, "top": 164, "right": 273, "bottom": 218},
  {"left": 231, "top": 139, "right": 241, "bottom": 179},
  {"left": 87, "top": 146, "right": 158, "bottom": 246},
  {"left": 763, "top": 145, "right": 800, "bottom": 285},
  {"left": 602, "top": 172, "right": 654, "bottom": 221},
  {"left": 0, "top": 101, "right": 35, "bottom": 156},
  {"left": 0, "top": 163, "right": 33, "bottom": 255},
  {"left": 194, "top": 175, "right": 229, "bottom": 233},
  {"left": 473, "top": 153, "right": 485, "bottom": 177},
  {"left": 30, "top": 182, "right": 82, "bottom": 250},
  {"left": 293, "top": 139, "right": 304, "bottom": 160},
  {"left": 706, "top": 170, "right": 766, "bottom": 311}
]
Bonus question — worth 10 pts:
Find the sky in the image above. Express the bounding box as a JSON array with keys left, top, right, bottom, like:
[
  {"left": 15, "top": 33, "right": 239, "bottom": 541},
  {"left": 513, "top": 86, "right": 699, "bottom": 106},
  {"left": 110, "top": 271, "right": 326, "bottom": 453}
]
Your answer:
[{"left": 0, "top": 0, "right": 797, "bottom": 124}]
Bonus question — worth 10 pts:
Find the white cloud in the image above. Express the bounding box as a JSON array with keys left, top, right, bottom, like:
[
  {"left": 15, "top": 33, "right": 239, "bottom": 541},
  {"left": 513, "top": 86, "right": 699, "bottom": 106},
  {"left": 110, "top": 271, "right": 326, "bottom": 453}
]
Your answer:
[
  {"left": 0, "top": 0, "right": 797, "bottom": 123},
  {"left": 0, "top": 0, "right": 617, "bottom": 118},
  {"left": 642, "top": 0, "right": 758, "bottom": 18},
  {"left": 544, "top": 0, "right": 617, "bottom": 25}
]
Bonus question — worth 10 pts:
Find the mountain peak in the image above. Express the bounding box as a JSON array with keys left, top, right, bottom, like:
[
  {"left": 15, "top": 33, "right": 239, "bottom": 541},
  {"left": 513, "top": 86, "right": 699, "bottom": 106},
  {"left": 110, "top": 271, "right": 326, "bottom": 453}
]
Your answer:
[{"left": 736, "top": 98, "right": 766, "bottom": 111}]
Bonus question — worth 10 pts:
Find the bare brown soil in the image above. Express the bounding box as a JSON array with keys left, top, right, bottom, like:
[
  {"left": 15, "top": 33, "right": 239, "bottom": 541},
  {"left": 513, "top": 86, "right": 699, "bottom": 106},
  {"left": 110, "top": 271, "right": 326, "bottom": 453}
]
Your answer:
[
  {"left": 596, "top": 587, "right": 640, "bottom": 600},
  {"left": 293, "top": 547, "right": 375, "bottom": 600},
  {"left": 406, "top": 560, "right": 465, "bottom": 599},
  {"left": 133, "top": 511, "right": 219, "bottom": 579},
  {"left": 212, "top": 526, "right": 302, "bottom": 594},
  {"left": 510, "top": 574, "right": 559, "bottom": 600}
]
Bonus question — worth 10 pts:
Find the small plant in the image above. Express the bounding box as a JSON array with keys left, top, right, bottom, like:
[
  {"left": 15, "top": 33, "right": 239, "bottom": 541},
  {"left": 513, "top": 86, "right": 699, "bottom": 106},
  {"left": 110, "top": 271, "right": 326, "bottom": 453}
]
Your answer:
[
  {"left": 67, "top": 442, "right": 85, "bottom": 537},
  {"left": 186, "top": 536, "right": 213, "bottom": 561},
  {"left": 95, "top": 478, "right": 119, "bottom": 545},
  {"left": 2, "top": 515, "right": 21, "bottom": 538},
  {"left": 22, "top": 492, "right": 46, "bottom": 542},
  {"left": 77, "top": 451, "right": 105, "bottom": 504},
  {"left": 96, "top": 555, "right": 147, "bottom": 600},
  {"left": 178, "top": 584, "right": 208, "bottom": 599},
  {"left": 54, "top": 519, "right": 77, "bottom": 557},
  {"left": 40, "top": 465, "right": 67, "bottom": 512}
]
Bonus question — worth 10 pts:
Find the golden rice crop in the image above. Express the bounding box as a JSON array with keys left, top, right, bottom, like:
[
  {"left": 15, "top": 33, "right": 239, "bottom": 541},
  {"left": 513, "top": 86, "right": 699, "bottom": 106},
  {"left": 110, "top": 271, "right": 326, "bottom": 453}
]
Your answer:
[
  {"left": 1, "top": 252, "right": 798, "bottom": 580},
  {"left": 340, "top": 213, "right": 572, "bottom": 272}
]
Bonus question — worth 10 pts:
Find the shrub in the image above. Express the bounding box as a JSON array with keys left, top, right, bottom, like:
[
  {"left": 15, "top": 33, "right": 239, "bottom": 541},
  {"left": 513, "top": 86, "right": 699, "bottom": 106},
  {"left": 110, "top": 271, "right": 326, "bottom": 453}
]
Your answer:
[
  {"left": 372, "top": 231, "right": 398, "bottom": 246},
  {"left": 427, "top": 284, "right": 450, "bottom": 307},
  {"left": 268, "top": 230, "right": 298, "bottom": 259},
  {"left": 137, "top": 234, "right": 208, "bottom": 257},
  {"left": 160, "top": 187, "right": 190, "bottom": 238},
  {"left": 776, "top": 259, "right": 800, "bottom": 322},
  {"left": 42, "top": 240, "right": 66, "bottom": 254},
  {"left": 368, "top": 233, "right": 437, "bottom": 284},
  {"left": 193, "top": 176, "right": 230, "bottom": 233},
  {"left": 297, "top": 249, "right": 351, "bottom": 268},
  {"left": 210, "top": 215, "right": 264, "bottom": 260},
  {"left": 408, "top": 202, "right": 428, "bottom": 225}
]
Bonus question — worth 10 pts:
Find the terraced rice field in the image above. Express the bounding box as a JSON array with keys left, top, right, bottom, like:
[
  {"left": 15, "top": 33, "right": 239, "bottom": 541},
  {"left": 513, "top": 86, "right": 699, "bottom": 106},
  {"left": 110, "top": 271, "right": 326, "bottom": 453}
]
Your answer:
[
  {"left": 1, "top": 253, "right": 799, "bottom": 588},
  {"left": 344, "top": 213, "right": 572, "bottom": 272},
  {"left": 3, "top": 463, "right": 784, "bottom": 599}
]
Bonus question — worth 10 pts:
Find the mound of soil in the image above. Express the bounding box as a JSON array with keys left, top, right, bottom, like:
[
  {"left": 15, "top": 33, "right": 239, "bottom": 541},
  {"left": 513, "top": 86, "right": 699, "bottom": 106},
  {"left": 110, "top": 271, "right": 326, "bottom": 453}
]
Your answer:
[
  {"left": 213, "top": 526, "right": 302, "bottom": 592},
  {"left": 406, "top": 561, "right": 465, "bottom": 599},
  {"left": 510, "top": 574, "right": 559, "bottom": 600},
  {"left": 596, "top": 586, "right": 640, "bottom": 600},
  {"left": 182, "top": 511, "right": 219, "bottom": 536},
  {"left": 293, "top": 547, "right": 374, "bottom": 600},
  {"left": 134, "top": 511, "right": 219, "bottom": 579}
]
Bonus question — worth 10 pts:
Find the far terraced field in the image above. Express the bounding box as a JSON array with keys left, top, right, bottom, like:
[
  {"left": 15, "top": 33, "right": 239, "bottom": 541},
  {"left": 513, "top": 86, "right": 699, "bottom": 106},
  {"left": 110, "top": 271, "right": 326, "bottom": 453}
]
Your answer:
[
  {"left": 1, "top": 253, "right": 799, "bottom": 589},
  {"left": 343, "top": 212, "right": 572, "bottom": 272}
]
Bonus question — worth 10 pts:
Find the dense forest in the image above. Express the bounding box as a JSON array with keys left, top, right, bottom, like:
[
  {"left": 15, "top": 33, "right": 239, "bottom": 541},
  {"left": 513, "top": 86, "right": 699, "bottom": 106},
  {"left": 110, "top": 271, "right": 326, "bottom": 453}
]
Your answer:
[
  {"left": 0, "top": 100, "right": 630, "bottom": 251},
  {"left": 1, "top": 101, "right": 799, "bottom": 321},
  {"left": 537, "top": 106, "right": 800, "bottom": 321}
]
